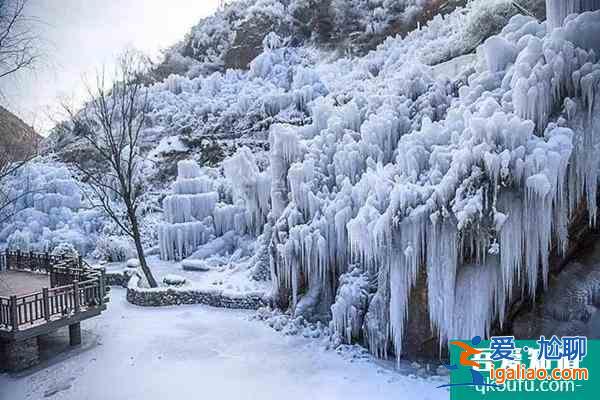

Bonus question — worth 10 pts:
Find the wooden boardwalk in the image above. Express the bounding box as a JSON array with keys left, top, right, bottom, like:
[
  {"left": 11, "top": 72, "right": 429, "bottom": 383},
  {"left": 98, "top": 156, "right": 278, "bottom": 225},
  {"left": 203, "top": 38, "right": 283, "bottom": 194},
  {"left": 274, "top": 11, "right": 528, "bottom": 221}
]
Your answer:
[
  {"left": 0, "top": 251, "right": 109, "bottom": 371},
  {"left": 0, "top": 251, "right": 108, "bottom": 337}
]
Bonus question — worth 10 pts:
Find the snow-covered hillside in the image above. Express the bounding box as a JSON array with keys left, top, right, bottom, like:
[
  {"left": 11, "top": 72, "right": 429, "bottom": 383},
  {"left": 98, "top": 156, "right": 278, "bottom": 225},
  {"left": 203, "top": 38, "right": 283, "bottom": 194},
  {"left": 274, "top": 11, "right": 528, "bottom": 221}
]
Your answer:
[
  {"left": 48, "top": 0, "right": 541, "bottom": 186},
  {"left": 2, "top": 0, "right": 599, "bottom": 363}
]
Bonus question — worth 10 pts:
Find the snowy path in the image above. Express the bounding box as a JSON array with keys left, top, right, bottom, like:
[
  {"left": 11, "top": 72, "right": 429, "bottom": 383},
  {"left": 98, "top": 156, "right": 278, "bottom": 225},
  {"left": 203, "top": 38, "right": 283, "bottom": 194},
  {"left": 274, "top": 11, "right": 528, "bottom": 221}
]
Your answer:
[{"left": 0, "top": 288, "right": 447, "bottom": 400}]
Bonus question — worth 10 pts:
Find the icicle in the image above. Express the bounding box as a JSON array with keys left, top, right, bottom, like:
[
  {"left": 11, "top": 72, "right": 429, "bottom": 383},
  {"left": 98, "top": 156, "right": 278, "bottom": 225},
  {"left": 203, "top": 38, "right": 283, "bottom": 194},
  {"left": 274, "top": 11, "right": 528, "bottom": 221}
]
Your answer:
[
  {"left": 546, "top": 0, "right": 600, "bottom": 30},
  {"left": 270, "top": 125, "right": 304, "bottom": 220},
  {"left": 213, "top": 204, "right": 247, "bottom": 236},
  {"left": 266, "top": 9, "right": 600, "bottom": 362},
  {"left": 450, "top": 259, "right": 501, "bottom": 341},
  {"left": 389, "top": 212, "right": 427, "bottom": 361},
  {"left": 163, "top": 193, "right": 219, "bottom": 224},
  {"left": 497, "top": 190, "right": 524, "bottom": 303},
  {"left": 426, "top": 217, "right": 458, "bottom": 346},
  {"left": 174, "top": 177, "right": 215, "bottom": 195},
  {"left": 364, "top": 263, "right": 391, "bottom": 359},
  {"left": 223, "top": 147, "right": 271, "bottom": 236},
  {"left": 177, "top": 160, "right": 202, "bottom": 179},
  {"left": 158, "top": 220, "right": 214, "bottom": 261}
]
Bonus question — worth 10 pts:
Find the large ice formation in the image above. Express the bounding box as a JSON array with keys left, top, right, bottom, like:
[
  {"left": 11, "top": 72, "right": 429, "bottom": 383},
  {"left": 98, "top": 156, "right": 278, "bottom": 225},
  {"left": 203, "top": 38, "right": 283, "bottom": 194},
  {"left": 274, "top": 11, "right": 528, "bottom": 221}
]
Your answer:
[
  {"left": 0, "top": 161, "right": 103, "bottom": 254},
  {"left": 267, "top": 8, "right": 600, "bottom": 360},
  {"left": 159, "top": 156, "right": 271, "bottom": 260}
]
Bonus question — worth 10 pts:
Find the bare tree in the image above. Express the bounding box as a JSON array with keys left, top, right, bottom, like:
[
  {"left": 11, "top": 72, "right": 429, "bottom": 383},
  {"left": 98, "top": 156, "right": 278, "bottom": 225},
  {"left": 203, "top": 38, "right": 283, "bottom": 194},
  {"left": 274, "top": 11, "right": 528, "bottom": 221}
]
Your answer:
[
  {"left": 0, "top": 0, "right": 40, "bottom": 202},
  {"left": 63, "top": 51, "right": 158, "bottom": 288},
  {"left": 0, "top": 0, "right": 38, "bottom": 80},
  {"left": 0, "top": 0, "right": 40, "bottom": 231}
]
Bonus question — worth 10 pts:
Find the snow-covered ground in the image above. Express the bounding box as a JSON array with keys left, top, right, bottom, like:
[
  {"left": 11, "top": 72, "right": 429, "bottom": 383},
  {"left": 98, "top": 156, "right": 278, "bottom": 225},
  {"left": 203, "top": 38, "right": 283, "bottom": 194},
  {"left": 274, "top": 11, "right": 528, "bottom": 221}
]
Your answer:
[
  {"left": 0, "top": 289, "right": 447, "bottom": 400},
  {"left": 102, "top": 254, "right": 270, "bottom": 295}
]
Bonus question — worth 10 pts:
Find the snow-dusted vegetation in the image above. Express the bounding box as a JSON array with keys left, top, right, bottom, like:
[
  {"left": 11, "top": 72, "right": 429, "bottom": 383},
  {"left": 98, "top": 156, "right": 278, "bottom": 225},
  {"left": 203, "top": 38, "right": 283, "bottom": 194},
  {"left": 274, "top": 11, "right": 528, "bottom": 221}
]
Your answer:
[{"left": 2, "top": 0, "right": 599, "bottom": 370}]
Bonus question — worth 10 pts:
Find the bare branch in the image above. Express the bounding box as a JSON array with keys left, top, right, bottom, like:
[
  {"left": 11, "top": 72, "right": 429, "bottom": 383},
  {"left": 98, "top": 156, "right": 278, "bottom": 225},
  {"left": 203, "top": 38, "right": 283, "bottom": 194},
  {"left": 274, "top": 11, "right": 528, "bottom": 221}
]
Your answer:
[
  {"left": 0, "top": 0, "right": 40, "bottom": 80},
  {"left": 60, "top": 49, "right": 158, "bottom": 287}
]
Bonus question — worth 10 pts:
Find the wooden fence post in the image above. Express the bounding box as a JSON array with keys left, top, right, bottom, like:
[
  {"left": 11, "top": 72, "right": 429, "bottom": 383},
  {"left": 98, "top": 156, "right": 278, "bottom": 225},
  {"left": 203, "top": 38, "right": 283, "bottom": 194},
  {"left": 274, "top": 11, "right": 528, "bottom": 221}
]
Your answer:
[
  {"left": 73, "top": 281, "right": 80, "bottom": 313},
  {"left": 99, "top": 269, "right": 106, "bottom": 306},
  {"left": 10, "top": 295, "right": 18, "bottom": 332},
  {"left": 43, "top": 288, "right": 50, "bottom": 321},
  {"left": 49, "top": 265, "right": 55, "bottom": 288}
]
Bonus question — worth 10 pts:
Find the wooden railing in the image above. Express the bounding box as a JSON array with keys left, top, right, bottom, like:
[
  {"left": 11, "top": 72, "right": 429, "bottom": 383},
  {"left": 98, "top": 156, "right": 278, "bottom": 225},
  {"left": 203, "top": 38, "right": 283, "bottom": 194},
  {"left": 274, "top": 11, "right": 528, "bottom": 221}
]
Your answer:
[{"left": 0, "top": 250, "right": 107, "bottom": 333}]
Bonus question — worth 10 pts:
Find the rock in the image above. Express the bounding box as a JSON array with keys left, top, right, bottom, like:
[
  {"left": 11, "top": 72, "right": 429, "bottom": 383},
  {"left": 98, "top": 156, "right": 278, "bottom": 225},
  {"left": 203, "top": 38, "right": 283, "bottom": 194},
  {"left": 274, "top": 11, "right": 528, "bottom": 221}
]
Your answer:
[
  {"left": 181, "top": 259, "right": 210, "bottom": 272},
  {"left": 43, "top": 380, "right": 73, "bottom": 398},
  {"left": 163, "top": 275, "right": 187, "bottom": 287},
  {"left": 417, "top": 368, "right": 429, "bottom": 378},
  {"left": 513, "top": 259, "right": 600, "bottom": 338},
  {"left": 436, "top": 365, "right": 450, "bottom": 376},
  {"left": 222, "top": 14, "right": 289, "bottom": 70},
  {"left": 145, "top": 246, "right": 160, "bottom": 256},
  {"left": 269, "top": 315, "right": 289, "bottom": 331},
  {"left": 256, "top": 306, "right": 274, "bottom": 321},
  {"left": 284, "top": 322, "right": 299, "bottom": 336},
  {"left": 126, "top": 258, "right": 140, "bottom": 268}
]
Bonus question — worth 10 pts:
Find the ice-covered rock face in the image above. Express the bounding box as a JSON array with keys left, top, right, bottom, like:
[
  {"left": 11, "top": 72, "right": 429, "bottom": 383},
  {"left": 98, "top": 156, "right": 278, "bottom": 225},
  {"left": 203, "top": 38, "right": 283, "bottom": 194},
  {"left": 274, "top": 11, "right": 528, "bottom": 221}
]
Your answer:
[
  {"left": 513, "top": 235, "right": 600, "bottom": 339},
  {"left": 0, "top": 160, "right": 104, "bottom": 255},
  {"left": 268, "top": 10, "right": 600, "bottom": 360}
]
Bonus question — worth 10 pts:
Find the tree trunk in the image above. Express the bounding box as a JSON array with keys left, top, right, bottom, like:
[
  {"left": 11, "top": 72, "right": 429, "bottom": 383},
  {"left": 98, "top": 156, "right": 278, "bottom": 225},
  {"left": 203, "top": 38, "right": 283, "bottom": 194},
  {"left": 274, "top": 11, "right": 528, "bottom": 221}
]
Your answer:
[{"left": 128, "top": 210, "right": 158, "bottom": 288}]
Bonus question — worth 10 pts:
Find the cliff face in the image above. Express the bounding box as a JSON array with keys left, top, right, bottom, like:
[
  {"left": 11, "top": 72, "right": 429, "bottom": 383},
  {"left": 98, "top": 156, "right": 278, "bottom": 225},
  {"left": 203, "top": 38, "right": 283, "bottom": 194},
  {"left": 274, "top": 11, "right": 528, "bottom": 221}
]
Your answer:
[
  {"left": 0, "top": 106, "right": 39, "bottom": 162},
  {"left": 512, "top": 208, "right": 600, "bottom": 340}
]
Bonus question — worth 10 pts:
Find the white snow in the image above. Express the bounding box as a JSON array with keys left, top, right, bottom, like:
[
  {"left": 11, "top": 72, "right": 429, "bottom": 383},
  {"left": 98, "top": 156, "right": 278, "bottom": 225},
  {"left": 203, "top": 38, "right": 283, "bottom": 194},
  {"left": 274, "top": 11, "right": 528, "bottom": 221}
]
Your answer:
[
  {"left": 104, "top": 254, "right": 270, "bottom": 296},
  {"left": 147, "top": 136, "right": 188, "bottom": 160},
  {"left": 0, "top": 289, "right": 447, "bottom": 400}
]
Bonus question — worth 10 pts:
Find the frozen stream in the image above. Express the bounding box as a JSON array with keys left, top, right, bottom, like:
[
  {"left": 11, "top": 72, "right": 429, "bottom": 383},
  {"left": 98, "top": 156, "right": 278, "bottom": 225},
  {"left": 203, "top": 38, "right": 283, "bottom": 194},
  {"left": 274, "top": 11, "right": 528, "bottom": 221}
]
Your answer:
[{"left": 0, "top": 288, "right": 446, "bottom": 400}]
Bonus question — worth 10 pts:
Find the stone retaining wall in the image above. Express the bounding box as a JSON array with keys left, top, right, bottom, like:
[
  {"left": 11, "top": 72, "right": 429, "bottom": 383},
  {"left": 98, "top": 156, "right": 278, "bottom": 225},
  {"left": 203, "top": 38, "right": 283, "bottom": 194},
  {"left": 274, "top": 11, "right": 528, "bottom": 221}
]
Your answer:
[
  {"left": 124, "top": 273, "right": 268, "bottom": 310},
  {"left": 105, "top": 271, "right": 131, "bottom": 288}
]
